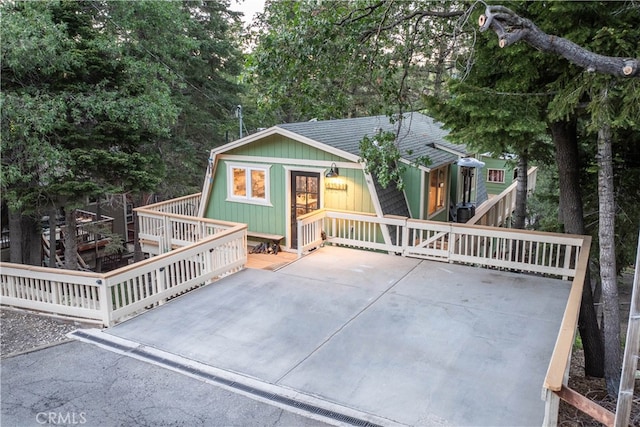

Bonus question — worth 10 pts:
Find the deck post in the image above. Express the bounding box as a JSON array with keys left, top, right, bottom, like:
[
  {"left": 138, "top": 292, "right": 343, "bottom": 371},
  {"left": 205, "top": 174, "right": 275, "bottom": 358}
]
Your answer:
[
  {"left": 98, "top": 277, "right": 112, "bottom": 327},
  {"left": 162, "top": 215, "right": 171, "bottom": 253},
  {"left": 542, "top": 388, "right": 560, "bottom": 427},
  {"left": 447, "top": 224, "right": 455, "bottom": 263},
  {"left": 297, "top": 220, "right": 303, "bottom": 259},
  {"left": 401, "top": 218, "right": 409, "bottom": 256}
]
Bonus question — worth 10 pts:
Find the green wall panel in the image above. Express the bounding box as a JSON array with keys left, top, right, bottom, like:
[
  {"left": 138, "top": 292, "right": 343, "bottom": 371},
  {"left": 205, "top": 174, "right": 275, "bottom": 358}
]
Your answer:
[
  {"left": 204, "top": 135, "right": 377, "bottom": 237},
  {"left": 482, "top": 157, "right": 514, "bottom": 195},
  {"left": 401, "top": 165, "right": 422, "bottom": 218}
]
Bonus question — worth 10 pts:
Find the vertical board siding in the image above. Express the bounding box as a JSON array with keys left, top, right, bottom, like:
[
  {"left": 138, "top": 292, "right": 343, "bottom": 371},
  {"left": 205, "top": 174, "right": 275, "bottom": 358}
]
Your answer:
[
  {"left": 401, "top": 165, "right": 422, "bottom": 218},
  {"left": 205, "top": 135, "right": 376, "bottom": 238},
  {"left": 482, "top": 157, "right": 515, "bottom": 195}
]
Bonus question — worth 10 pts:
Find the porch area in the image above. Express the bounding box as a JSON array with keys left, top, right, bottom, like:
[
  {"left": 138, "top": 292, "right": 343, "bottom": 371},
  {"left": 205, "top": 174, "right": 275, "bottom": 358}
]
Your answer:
[{"left": 72, "top": 245, "right": 571, "bottom": 426}]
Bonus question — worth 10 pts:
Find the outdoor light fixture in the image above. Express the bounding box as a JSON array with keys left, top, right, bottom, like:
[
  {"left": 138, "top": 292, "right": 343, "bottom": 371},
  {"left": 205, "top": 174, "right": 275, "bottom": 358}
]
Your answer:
[
  {"left": 325, "top": 163, "right": 346, "bottom": 190},
  {"left": 325, "top": 163, "right": 339, "bottom": 178}
]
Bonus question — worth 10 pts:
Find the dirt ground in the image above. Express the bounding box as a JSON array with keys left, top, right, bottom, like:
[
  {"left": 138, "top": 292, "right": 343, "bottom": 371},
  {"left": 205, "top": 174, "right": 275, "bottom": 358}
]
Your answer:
[{"left": 558, "top": 269, "right": 639, "bottom": 426}]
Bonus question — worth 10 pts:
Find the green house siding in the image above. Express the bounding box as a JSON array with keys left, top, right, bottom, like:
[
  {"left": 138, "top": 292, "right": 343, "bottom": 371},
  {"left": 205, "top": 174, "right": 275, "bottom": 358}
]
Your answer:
[
  {"left": 482, "top": 157, "right": 515, "bottom": 195},
  {"left": 204, "top": 161, "right": 287, "bottom": 236},
  {"left": 230, "top": 134, "right": 344, "bottom": 162},
  {"left": 324, "top": 167, "right": 376, "bottom": 213},
  {"left": 401, "top": 165, "right": 423, "bottom": 219},
  {"left": 429, "top": 209, "right": 449, "bottom": 222},
  {"left": 204, "top": 135, "right": 377, "bottom": 238},
  {"left": 450, "top": 164, "right": 461, "bottom": 206}
]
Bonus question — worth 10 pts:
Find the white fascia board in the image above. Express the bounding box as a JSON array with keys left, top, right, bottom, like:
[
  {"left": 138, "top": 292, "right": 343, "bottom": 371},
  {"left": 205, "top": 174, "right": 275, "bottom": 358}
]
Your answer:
[
  {"left": 197, "top": 151, "right": 217, "bottom": 217},
  {"left": 211, "top": 127, "right": 278, "bottom": 154},
  {"left": 212, "top": 126, "right": 360, "bottom": 163},
  {"left": 432, "top": 143, "right": 468, "bottom": 157},
  {"left": 398, "top": 157, "right": 431, "bottom": 173},
  {"left": 400, "top": 157, "right": 452, "bottom": 173}
]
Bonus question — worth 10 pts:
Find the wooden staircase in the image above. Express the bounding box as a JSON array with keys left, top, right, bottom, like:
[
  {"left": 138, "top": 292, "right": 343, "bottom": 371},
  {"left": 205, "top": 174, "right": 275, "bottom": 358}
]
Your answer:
[{"left": 41, "top": 233, "right": 91, "bottom": 271}]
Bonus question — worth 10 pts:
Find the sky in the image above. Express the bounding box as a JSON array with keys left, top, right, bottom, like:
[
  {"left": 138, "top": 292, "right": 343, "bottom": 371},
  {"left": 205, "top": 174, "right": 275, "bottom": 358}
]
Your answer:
[{"left": 230, "top": 0, "right": 266, "bottom": 25}]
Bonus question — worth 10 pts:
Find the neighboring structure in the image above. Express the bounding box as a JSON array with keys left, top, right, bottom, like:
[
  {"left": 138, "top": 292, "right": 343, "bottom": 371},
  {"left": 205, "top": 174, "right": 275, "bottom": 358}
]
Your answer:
[
  {"left": 480, "top": 153, "right": 518, "bottom": 196},
  {"left": 198, "top": 112, "right": 486, "bottom": 251}
]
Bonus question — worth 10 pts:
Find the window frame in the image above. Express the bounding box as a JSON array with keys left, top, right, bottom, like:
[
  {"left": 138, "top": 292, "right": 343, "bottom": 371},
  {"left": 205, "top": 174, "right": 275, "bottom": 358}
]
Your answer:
[
  {"left": 487, "top": 168, "right": 506, "bottom": 184},
  {"left": 428, "top": 166, "right": 447, "bottom": 217},
  {"left": 226, "top": 162, "right": 272, "bottom": 206}
]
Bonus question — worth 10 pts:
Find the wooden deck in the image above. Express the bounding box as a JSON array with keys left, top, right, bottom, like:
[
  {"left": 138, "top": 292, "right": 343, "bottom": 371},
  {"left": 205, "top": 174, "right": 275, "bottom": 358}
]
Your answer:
[{"left": 246, "top": 247, "right": 297, "bottom": 271}]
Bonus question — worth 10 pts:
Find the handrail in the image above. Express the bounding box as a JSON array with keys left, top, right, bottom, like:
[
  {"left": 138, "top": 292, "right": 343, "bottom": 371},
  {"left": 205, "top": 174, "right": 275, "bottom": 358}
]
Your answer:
[
  {"left": 296, "top": 208, "right": 590, "bottom": 424},
  {"left": 543, "top": 235, "right": 591, "bottom": 391},
  {"left": 135, "top": 207, "right": 238, "bottom": 254},
  {"left": 468, "top": 166, "right": 538, "bottom": 226},
  {"left": 1, "top": 223, "right": 247, "bottom": 326},
  {"left": 135, "top": 193, "right": 201, "bottom": 214},
  {"left": 298, "top": 209, "right": 585, "bottom": 279}
]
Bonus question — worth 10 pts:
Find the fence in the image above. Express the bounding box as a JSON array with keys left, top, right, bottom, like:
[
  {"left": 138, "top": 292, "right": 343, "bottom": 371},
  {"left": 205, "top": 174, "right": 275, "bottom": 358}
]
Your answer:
[
  {"left": 468, "top": 166, "right": 538, "bottom": 227},
  {"left": 135, "top": 201, "right": 239, "bottom": 255},
  {"left": 139, "top": 193, "right": 201, "bottom": 216},
  {"left": 75, "top": 210, "right": 115, "bottom": 247},
  {"left": 0, "top": 224, "right": 247, "bottom": 327},
  {"left": 297, "top": 207, "right": 591, "bottom": 425},
  {"left": 298, "top": 209, "right": 584, "bottom": 279}
]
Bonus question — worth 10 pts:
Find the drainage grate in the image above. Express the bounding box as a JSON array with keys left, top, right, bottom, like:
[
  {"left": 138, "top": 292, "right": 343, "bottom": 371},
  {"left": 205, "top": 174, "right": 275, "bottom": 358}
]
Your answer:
[{"left": 72, "top": 331, "right": 381, "bottom": 427}]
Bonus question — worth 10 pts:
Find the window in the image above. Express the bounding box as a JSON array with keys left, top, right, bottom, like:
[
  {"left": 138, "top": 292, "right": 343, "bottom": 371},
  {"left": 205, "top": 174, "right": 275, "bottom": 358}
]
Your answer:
[
  {"left": 428, "top": 167, "right": 447, "bottom": 215},
  {"left": 487, "top": 168, "right": 506, "bottom": 183},
  {"left": 227, "top": 163, "right": 270, "bottom": 205}
]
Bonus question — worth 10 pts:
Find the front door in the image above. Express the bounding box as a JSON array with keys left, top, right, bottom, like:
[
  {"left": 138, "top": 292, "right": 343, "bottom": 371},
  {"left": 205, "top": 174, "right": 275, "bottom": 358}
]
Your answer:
[{"left": 291, "top": 171, "right": 320, "bottom": 249}]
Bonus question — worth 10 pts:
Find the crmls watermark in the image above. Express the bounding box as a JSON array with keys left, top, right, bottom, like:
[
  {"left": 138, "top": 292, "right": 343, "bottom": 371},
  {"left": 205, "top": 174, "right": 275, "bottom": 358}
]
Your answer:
[{"left": 36, "top": 411, "right": 87, "bottom": 425}]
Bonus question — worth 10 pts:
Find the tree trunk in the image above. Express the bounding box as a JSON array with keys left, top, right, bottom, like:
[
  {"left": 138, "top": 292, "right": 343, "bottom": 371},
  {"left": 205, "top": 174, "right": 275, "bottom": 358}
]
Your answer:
[
  {"left": 8, "top": 208, "right": 23, "bottom": 264},
  {"left": 550, "top": 119, "right": 605, "bottom": 378},
  {"left": 512, "top": 151, "right": 528, "bottom": 229},
  {"left": 48, "top": 206, "right": 57, "bottom": 268},
  {"left": 26, "top": 216, "right": 41, "bottom": 266},
  {"left": 596, "top": 118, "right": 621, "bottom": 396},
  {"left": 8, "top": 208, "right": 41, "bottom": 266},
  {"left": 64, "top": 207, "right": 79, "bottom": 271}
]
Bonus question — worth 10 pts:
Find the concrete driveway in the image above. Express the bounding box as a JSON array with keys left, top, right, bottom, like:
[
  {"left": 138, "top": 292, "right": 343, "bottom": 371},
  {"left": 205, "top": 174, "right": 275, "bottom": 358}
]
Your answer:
[{"left": 72, "top": 246, "right": 571, "bottom": 426}]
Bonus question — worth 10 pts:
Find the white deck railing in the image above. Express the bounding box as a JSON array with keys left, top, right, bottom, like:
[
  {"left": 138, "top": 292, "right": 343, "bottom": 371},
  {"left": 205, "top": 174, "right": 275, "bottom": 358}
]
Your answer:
[
  {"left": 469, "top": 166, "right": 538, "bottom": 227},
  {"left": 1, "top": 224, "right": 247, "bottom": 326},
  {"left": 3, "top": 185, "right": 596, "bottom": 424},
  {"left": 297, "top": 208, "right": 590, "bottom": 424},
  {"left": 298, "top": 208, "right": 584, "bottom": 279},
  {"left": 139, "top": 193, "right": 201, "bottom": 216},
  {"left": 135, "top": 197, "right": 238, "bottom": 255}
]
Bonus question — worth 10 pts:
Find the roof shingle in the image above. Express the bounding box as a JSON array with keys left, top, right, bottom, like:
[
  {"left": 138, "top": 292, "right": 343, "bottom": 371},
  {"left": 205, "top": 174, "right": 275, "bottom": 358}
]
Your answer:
[{"left": 277, "top": 112, "right": 467, "bottom": 169}]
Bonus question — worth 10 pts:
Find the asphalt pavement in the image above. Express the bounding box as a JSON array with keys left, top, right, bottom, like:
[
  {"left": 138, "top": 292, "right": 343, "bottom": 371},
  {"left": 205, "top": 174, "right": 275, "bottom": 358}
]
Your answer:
[{"left": 1, "top": 340, "right": 331, "bottom": 427}]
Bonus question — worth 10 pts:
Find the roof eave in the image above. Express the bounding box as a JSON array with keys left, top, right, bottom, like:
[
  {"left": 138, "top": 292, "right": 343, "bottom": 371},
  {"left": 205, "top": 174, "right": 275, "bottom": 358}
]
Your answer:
[{"left": 211, "top": 126, "right": 360, "bottom": 163}]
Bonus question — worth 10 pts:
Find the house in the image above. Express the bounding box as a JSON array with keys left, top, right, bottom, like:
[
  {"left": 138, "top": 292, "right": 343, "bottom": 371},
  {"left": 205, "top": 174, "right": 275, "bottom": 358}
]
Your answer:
[
  {"left": 480, "top": 153, "right": 518, "bottom": 196},
  {"left": 198, "top": 112, "right": 486, "bottom": 251}
]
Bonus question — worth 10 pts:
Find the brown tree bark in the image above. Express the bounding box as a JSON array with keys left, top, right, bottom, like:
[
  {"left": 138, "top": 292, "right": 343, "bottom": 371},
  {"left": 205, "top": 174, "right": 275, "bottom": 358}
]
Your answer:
[
  {"left": 479, "top": 5, "right": 639, "bottom": 78},
  {"left": 551, "top": 120, "right": 605, "bottom": 378},
  {"left": 596, "top": 116, "right": 622, "bottom": 395},
  {"left": 9, "top": 208, "right": 41, "bottom": 266},
  {"left": 8, "top": 208, "right": 23, "bottom": 264},
  {"left": 512, "top": 150, "right": 528, "bottom": 229},
  {"left": 48, "top": 207, "right": 57, "bottom": 268},
  {"left": 64, "top": 207, "right": 79, "bottom": 271}
]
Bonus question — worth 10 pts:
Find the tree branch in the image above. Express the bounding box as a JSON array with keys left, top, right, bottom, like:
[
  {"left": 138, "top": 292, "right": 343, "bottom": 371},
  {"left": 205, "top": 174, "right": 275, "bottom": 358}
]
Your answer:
[
  {"left": 478, "top": 5, "right": 639, "bottom": 78},
  {"left": 338, "top": 1, "right": 385, "bottom": 26},
  {"left": 359, "top": 8, "right": 464, "bottom": 41}
]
